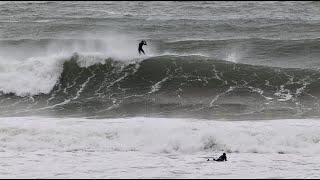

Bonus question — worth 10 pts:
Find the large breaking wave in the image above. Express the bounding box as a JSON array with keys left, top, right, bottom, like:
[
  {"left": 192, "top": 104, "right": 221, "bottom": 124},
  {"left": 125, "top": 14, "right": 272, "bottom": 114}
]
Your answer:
[{"left": 1, "top": 52, "right": 320, "bottom": 119}]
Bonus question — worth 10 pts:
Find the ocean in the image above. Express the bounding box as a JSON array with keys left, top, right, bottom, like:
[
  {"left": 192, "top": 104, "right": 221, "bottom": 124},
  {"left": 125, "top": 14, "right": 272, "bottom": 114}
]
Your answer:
[{"left": 0, "top": 1, "right": 320, "bottom": 178}]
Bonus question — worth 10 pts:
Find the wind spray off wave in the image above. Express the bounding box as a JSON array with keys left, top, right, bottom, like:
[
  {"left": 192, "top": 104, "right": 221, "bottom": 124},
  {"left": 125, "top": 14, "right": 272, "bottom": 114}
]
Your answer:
[{"left": 0, "top": 33, "right": 156, "bottom": 96}]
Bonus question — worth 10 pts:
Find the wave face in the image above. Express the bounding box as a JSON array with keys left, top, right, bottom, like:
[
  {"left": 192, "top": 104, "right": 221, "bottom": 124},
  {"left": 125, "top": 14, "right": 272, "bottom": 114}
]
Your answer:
[
  {"left": 1, "top": 54, "right": 320, "bottom": 119},
  {"left": 1, "top": 1, "right": 320, "bottom": 119}
]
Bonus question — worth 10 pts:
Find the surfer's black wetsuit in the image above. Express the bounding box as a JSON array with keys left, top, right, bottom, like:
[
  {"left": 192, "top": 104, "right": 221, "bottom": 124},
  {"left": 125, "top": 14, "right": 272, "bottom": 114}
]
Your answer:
[
  {"left": 213, "top": 153, "right": 227, "bottom": 161},
  {"left": 138, "top": 40, "right": 147, "bottom": 55}
]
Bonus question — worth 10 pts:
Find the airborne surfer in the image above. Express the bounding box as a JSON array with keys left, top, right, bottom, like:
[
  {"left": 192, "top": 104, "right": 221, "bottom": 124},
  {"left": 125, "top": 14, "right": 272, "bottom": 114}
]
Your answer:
[{"left": 138, "top": 40, "right": 147, "bottom": 55}]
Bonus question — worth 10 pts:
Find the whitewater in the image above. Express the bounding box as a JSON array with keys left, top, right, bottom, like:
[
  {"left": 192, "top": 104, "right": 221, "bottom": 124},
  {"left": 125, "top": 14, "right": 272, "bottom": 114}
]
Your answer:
[
  {"left": 1, "top": 1, "right": 320, "bottom": 178},
  {"left": 1, "top": 116, "right": 320, "bottom": 178}
]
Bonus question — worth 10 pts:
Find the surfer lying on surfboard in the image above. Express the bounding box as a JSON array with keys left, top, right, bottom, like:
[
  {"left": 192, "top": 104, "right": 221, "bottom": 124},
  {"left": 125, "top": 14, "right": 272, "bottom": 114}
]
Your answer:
[{"left": 207, "top": 153, "right": 227, "bottom": 162}]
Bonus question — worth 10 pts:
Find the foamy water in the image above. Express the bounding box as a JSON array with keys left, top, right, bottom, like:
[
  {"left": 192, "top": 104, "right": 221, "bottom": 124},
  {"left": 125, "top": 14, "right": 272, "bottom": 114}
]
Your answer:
[
  {"left": 0, "top": 116, "right": 319, "bottom": 178},
  {"left": 1, "top": 1, "right": 320, "bottom": 178}
]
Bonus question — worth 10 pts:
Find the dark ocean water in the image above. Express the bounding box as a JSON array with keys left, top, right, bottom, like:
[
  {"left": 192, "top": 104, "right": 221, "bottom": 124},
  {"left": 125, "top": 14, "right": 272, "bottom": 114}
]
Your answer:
[{"left": 1, "top": 1, "right": 320, "bottom": 119}]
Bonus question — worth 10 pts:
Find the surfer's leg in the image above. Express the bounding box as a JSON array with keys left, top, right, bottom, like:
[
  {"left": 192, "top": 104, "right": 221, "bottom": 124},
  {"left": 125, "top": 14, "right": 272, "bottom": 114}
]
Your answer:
[{"left": 138, "top": 48, "right": 145, "bottom": 55}]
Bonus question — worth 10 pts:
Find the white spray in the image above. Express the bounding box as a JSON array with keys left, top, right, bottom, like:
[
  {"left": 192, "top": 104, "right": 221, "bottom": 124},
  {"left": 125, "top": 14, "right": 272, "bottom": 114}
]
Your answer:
[{"left": 0, "top": 32, "right": 156, "bottom": 96}]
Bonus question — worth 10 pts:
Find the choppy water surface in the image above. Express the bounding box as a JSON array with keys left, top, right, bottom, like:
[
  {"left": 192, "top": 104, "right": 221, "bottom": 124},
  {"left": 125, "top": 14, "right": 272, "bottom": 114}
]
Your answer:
[{"left": 1, "top": 1, "right": 320, "bottom": 178}]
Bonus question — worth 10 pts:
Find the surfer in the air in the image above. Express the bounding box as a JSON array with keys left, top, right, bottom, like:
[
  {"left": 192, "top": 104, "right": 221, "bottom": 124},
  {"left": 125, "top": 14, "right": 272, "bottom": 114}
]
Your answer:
[
  {"left": 207, "top": 153, "right": 227, "bottom": 162},
  {"left": 138, "top": 40, "right": 147, "bottom": 55}
]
